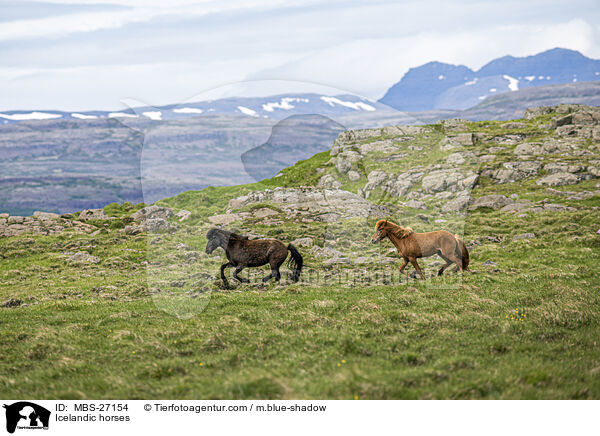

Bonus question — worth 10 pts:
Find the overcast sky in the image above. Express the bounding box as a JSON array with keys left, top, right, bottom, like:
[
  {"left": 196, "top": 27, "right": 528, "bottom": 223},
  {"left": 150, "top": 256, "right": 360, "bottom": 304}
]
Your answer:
[{"left": 2, "top": 0, "right": 600, "bottom": 111}]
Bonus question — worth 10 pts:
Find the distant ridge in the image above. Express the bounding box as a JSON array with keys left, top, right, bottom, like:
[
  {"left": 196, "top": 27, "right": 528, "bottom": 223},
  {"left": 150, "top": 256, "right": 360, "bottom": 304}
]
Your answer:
[{"left": 379, "top": 48, "right": 600, "bottom": 111}]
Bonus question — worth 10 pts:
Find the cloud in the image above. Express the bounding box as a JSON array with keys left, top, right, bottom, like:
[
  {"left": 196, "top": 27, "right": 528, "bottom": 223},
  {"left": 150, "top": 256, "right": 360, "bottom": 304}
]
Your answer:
[{"left": 248, "top": 18, "right": 600, "bottom": 99}]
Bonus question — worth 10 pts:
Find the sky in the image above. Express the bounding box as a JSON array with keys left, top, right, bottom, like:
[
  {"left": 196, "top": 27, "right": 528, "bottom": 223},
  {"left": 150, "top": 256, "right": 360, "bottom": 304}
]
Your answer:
[{"left": 1, "top": 0, "right": 600, "bottom": 111}]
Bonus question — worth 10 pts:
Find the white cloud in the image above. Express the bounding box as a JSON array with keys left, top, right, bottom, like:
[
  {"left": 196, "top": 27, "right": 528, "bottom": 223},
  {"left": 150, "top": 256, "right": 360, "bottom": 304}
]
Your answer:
[{"left": 248, "top": 18, "right": 600, "bottom": 99}]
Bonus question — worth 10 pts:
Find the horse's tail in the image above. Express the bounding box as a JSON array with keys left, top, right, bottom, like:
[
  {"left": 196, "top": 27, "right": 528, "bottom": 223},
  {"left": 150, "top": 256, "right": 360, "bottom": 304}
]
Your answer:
[
  {"left": 454, "top": 234, "right": 470, "bottom": 270},
  {"left": 287, "top": 244, "right": 303, "bottom": 282}
]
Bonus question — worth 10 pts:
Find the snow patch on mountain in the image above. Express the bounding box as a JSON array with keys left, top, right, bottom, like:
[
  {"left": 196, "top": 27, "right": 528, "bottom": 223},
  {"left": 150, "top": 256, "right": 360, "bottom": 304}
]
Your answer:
[
  {"left": 262, "top": 97, "right": 309, "bottom": 112},
  {"left": 320, "top": 96, "right": 375, "bottom": 111},
  {"left": 143, "top": 111, "right": 162, "bottom": 120},
  {"left": 173, "top": 107, "right": 203, "bottom": 114},
  {"left": 237, "top": 106, "right": 258, "bottom": 117},
  {"left": 503, "top": 75, "right": 519, "bottom": 91},
  {"left": 0, "top": 112, "right": 62, "bottom": 121}
]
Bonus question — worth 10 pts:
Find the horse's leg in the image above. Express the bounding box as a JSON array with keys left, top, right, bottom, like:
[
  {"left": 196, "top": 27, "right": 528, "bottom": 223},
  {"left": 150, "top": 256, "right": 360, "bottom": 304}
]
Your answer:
[
  {"left": 233, "top": 265, "right": 249, "bottom": 283},
  {"left": 398, "top": 258, "right": 408, "bottom": 275},
  {"left": 220, "top": 262, "right": 233, "bottom": 287},
  {"left": 437, "top": 253, "right": 452, "bottom": 276},
  {"left": 263, "top": 253, "right": 285, "bottom": 282},
  {"left": 409, "top": 257, "right": 425, "bottom": 280},
  {"left": 262, "top": 270, "right": 274, "bottom": 282},
  {"left": 446, "top": 252, "right": 463, "bottom": 273}
]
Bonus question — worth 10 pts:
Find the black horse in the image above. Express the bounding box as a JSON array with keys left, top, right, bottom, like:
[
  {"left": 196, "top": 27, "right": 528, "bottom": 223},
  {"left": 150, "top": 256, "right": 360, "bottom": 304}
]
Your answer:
[{"left": 205, "top": 228, "right": 303, "bottom": 287}]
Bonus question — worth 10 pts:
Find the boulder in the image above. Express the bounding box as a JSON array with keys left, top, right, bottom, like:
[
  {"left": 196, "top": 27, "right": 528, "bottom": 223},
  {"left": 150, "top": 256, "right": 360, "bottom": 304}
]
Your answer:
[
  {"left": 208, "top": 213, "right": 245, "bottom": 225},
  {"left": 513, "top": 233, "right": 536, "bottom": 241},
  {"left": 347, "top": 170, "right": 361, "bottom": 182},
  {"left": 78, "top": 208, "right": 109, "bottom": 220},
  {"left": 131, "top": 205, "right": 173, "bottom": 223},
  {"left": 292, "top": 237, "right": 313, "bottom": 248},
  {"left": 142, "top": 218, "right": 170, "bottom": 233},
  {"left": 404, "top": 199, "right": 427, "bottom": 210},
  {"left": 469, "top": 195, "right": 513, "bottom": 210},
  {"left": 318, "top": 174, "right": 342, "bottom": 189},
  {"left": 68, "top": 252, "right": 101, "bottom": 264},
  {"left": 446, "top": 151, "right": 476, "bottom": 165},
  {"left": 523, "top": 106, "right": 553, "bottom": 120},
  {"left": 33, "top": 211, "right": 60, "bottom": 220},
  {"left": 492, "top": 161, "right": 542, "bottom": 183},
  {"left": 536, "top": 172, "right": 580, "bottom": 187},
  {"left": 441, "top": 193, "right": 473, "bottom": 213},
  {"left": 421, "top": 170, "right": 478, "bottom": 193}
]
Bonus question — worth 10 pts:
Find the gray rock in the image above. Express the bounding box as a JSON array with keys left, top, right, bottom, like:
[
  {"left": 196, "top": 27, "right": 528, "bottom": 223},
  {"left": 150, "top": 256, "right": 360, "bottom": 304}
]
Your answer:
[
  {"left": 421, "top": 170, "right": 478, "bottom": 193},
  {"left": 500, "top": 201, "right": 532, "bottom": 213},
  {"left": 318, "top": 174, "right": 342, "bottom": 189},
  {"left": 131, "top": 205, "right": 173, "bottom": 223},
  {"left": 208, "top": 213, "right": 245, "bottom": 225},
  {"left": 482, "top": 260, "right": 498, "bottom": 266},
  {"left": 33, "top": 211, "right": 60, "bottom": 220},
  {"left": 8, "top": 216, "right": 25, "bottom": 224},
  {"left": 492, "top": 161, "right": 542, "bottom": 183},
  {"left": 523, "top": 106, "right": 553, "bottom": 120},
  {"left": 68, "top": 252, "right": 101, "bottom": 264},
  {"left": 536, "top": 172, "right": 580, "bottom": 187},
  {"left": 124, "top": 225, "right": 143, "bottom": 235},
  {"left": 441, "top": 193, "right": 473, "bottom": 212},
  {"left": 469, "top": 195, "right": 513, "bottom": 210},
  {"left": 141, "top": 218, "right": 170, "bottom": 233},
  {"left": 324, "top": 257, "right": 352, "bottom": 265},
  {"left": 175, "top": 210, "right": 191, "bottom": 221},
  {"left": 404, "top": 199, "right": 427, "bottom": 210},
  {"left": 228, "top": 187, "right": 389, "bottom": 221},
  {"left": 501, "top": 122, "right": 527, "bottom": 129},
  {"left": 542, "top": 203, "right": 576, "bottom": 212},
  {"left": 292, "top": 237, "right": 313, "bottom": 248},
  {"left": 347, "top": 170, "right": 361, "bottom": 182},
  {"left": 447, "top": 151, "right": 476, "bottom": 165},
  {"left": 513, "top": 233, "right": 536, "bottom": 241},
  {"left": 78, "top": 208, "right": 109, "bottom": 220},
  {"left": 543, "top": 162, "right": 585, "bottom": 174}
]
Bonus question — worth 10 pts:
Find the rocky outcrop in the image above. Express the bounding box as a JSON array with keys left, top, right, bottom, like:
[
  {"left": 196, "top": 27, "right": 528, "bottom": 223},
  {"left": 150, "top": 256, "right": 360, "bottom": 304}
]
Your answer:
[
  {"left": 121, "top": 205, "right": 175, "bottom": 234},
  {"left": 1, "top": 213, "right": 96, "bottom": 237},
  {"left": 421, "top": 170, "right": 478, "bottom": 194},
  {"left": 227, "top": 187, "right": 389, "bottom": 222},
  {"left": 79, "top": 209, "right": 109, "bottom": 220},
  {"left": 469, "top": 195, "right": 513, "bottom": 210},
  {"left": 359, "top": 169, "right": 425, "bottom": 199},
  {"left": 441, "top": 192, "right": 473, "bottom": 213},
  {"left": 536, "top": 172, "right": 581, "bottom": 187},
  {"left": 492, "top": 161, "right": 542, "bottom": 183},
  {"left": 131, "top": 205, "right": 174, "bottom": 223}
]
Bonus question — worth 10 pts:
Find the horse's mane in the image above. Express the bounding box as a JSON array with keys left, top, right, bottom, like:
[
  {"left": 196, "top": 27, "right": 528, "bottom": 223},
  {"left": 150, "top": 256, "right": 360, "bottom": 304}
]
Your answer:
[{"left": 376, "top": 219, "right": 414, "bottom": 239}]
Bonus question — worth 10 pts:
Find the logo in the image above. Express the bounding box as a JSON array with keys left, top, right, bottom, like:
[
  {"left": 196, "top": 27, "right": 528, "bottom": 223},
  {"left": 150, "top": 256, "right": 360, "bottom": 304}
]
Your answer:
[{"left": 3, "top": 402, "right": 50, "bottom": 434}]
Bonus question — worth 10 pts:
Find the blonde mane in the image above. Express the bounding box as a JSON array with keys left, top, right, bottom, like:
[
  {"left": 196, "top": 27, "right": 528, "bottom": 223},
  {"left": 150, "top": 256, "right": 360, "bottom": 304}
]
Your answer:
[{"left": 375, "top": 219, "right": 414, "bottom": 239}]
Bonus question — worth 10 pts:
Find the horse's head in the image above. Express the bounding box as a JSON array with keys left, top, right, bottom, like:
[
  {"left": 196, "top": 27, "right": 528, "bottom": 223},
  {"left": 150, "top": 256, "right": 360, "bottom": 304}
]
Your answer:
[
  {"left": 205, "top": 228, "right": 222, "bottom": 254},
  {"left": 371, "top": 220, "right": 388, "bottom": 244}
]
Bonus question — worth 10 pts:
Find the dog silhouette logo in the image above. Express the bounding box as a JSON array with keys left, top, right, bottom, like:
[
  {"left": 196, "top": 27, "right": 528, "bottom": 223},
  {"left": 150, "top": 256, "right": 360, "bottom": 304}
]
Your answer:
[{"left": 3, "top": 402, "right": 50, "bottom": 434}]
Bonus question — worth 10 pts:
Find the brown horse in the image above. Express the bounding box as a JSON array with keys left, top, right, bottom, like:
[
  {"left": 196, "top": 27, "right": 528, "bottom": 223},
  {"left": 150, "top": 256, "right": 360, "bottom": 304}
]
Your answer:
[
  {"left": 205, "top": 228, "right": 303, "bottom": 287},
  {"left": 371, "top": 220, "right": 469, "bottom": 280}
]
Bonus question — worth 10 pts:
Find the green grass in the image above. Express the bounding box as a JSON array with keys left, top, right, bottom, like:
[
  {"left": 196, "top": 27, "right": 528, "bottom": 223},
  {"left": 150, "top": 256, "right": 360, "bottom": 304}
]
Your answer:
[{"left": 1, "top": 109, "right": 600, "bottom": 399}]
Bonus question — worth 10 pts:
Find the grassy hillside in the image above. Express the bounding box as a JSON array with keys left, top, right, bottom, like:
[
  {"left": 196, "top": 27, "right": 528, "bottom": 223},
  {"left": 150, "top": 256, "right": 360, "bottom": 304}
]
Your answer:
[{"left": 1, "top": 105, "right": 599, "bottom": 399}]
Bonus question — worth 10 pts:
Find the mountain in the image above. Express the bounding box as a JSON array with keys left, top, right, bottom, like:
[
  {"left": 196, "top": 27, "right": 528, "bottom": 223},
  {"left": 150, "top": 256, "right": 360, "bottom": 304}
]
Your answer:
[
  {"left": 379, "top": 48, "right": 600, "bottom": 111},
  {"left": 0, "top": 93, "right": 388, "bottom": 125}
]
